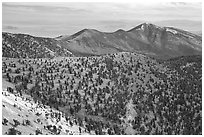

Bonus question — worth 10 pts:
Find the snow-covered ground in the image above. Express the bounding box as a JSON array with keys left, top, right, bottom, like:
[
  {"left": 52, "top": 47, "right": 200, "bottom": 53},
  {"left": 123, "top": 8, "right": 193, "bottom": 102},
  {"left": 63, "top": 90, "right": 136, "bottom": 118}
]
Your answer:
[
  {"left": 166, "top": 28, "right": 178, "bottom": 34},
  {"left": 2, "top": 89, "right": 90, "bottom": 135}
]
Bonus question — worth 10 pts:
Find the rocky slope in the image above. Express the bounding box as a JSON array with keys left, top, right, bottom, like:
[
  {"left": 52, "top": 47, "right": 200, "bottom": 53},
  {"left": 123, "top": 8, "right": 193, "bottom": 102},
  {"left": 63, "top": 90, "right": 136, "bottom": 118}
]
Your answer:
[
  {"left": 2, "top": 52, "right": 202, "bottom": 134},
  {"left": 2, "top": 23, "right": 202, "bottom": 59}
]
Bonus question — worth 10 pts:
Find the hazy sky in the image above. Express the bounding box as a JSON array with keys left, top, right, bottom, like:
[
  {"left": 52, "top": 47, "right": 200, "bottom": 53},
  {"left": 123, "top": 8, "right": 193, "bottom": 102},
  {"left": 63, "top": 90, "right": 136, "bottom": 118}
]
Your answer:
[{"left": 2, "top": 2, "right": 202, "bottom": 37}]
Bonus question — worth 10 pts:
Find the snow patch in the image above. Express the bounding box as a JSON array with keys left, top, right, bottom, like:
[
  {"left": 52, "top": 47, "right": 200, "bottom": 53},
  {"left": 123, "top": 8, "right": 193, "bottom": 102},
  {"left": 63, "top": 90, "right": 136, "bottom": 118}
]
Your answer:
[
  {"left": 2, "top": 90, "right": 90, "bottom": 135},
  {"left": 180, "top": 62, "right": 195, "bottom": 69},
  {"left": 56, "top": 44, "right": 61, "bottom": 48},
  {"left": 141, "top": 24, "right": 145, "bottom": 30},
  {"left": 7, "top": 33, "right": 15, "bottom": 38},
  {"left": 7, "top": 44, "right": 12, "bottom": 48},
  {"left": 64, "top": 49, "right": 73, "bottom": 55},
  {"left": 166, "top": 28, "right": 177, "bottom": 34},
  {"left": 126, "top": 99, "right": 137, "bottom": 121},
  {"left": 45, "top": 47, "right": 55, "bottom": 56}
]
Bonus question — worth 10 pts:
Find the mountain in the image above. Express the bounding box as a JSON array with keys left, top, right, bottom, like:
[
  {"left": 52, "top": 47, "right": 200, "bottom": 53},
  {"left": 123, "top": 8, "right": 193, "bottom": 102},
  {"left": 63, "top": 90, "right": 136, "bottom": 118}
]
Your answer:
[
  {"left": 2, "top": 52, "right": 202, "bottom": 134},
  {"left": 2, "top": 32, "right": 73, "bottom": 58},
  {"left": 2, "top": 23, "right": 202, "bottom": 59},
  {"left": 58, "top": 23, "right": 201, "bottom": 59}
]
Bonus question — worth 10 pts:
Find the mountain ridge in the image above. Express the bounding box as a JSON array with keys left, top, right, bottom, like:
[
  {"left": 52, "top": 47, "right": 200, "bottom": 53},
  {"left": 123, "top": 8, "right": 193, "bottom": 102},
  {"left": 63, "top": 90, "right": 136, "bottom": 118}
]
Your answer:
[
  {"left": 3, "top": 23, "right": 201, "bottom": 39},
  {"left": 2, "top": 23, "right": 202, "bottom": 59}
]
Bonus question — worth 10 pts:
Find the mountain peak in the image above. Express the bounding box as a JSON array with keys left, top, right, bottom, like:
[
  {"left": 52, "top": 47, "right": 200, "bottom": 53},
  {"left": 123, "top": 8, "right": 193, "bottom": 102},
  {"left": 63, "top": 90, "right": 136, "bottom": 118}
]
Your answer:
[
  {"left": 115, "top": 29, "right": 126, "bottom": 33},
  {"left": 127, "top": 23, "right": 161, "bottom": 32},
  {"left": 68, "top": 29, "right": 101, "bottom": 39},
  {"left": 81, "top": 28, "right": 100, "bottom": 33}
]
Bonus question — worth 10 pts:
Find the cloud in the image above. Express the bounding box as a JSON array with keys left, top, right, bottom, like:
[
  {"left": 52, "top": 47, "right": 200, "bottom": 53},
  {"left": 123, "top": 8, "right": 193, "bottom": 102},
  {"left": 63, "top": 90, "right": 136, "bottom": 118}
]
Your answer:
[
  {"left": 98, "top": 20, "right": 144, "bottom": 32},
  {"left": 2, "top": 2, "right": 202, "bottom": 37},
  {"left": 168, "top": 2, "right": 201, "bottom": 7},
  {"left": 2, "top": 3, "right": 89, "bottom": 13},
  {"left": 154, "top": 20, "right": 202, "bottom": 32}
]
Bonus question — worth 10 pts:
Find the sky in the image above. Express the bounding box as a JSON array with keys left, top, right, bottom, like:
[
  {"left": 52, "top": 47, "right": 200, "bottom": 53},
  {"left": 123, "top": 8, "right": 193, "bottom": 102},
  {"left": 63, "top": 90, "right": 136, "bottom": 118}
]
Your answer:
[{"left": 2, "top": 2, "right": 202, "bottom": 37}]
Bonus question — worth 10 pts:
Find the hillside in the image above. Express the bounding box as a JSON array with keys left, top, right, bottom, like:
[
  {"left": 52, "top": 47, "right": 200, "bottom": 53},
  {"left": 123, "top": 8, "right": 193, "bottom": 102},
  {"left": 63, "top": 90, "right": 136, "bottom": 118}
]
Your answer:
[
  {"left": 2, "top": 32, "right": 73, "bottom": 58},
  {"left": 2, "top": 23, "right": 202, "bottom": 59},
  {"left": 2, "top": 89, "right": 91, "bottom": 135},
  {"left": 2, "top": 52, "right": 202, "bottom": 135}
]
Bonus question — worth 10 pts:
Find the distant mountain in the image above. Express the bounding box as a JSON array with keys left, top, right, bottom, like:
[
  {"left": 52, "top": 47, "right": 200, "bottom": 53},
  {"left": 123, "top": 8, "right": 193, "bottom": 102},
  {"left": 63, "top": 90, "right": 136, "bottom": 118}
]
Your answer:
[
  {"left": 2, "top": 23, "right": 202, "bottom": 59},
  {"left": 191, "top": 31, "right": 202, "bottom": 37},
  {"left": 58, "top": 23, "right": 201, "bottom": 59}
]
